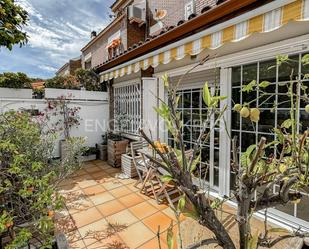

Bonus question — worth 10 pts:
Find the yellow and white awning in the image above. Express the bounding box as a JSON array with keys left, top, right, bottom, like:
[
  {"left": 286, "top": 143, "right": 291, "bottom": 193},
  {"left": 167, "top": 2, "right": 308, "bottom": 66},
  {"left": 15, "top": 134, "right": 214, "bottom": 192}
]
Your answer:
[{"left": 100, "top": 0, "right": 309, "bottom": 82}]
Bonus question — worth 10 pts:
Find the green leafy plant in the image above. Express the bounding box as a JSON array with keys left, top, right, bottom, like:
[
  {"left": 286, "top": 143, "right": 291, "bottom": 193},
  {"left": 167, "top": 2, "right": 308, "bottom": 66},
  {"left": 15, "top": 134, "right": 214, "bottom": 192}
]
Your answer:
[
  {"left": 0, "top": 0, "right": 28, "bottom": 50},
  {"left": 45, "top": 75, "right": 79, "bottom": 90},
  {"left": 75, "top": 68, "right": 101, "bottom": 91},
  {"left": 0, "top": 72, "right": 31, "bottom": 88},
  {"left": 0, "top": 111, "right": 84, "bottom": 248}
]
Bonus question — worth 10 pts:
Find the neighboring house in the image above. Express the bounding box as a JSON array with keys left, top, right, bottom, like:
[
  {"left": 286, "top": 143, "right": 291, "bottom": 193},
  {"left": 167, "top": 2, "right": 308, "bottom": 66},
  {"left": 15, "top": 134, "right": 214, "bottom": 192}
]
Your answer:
[
  {"left": 95, "top": 0, "right": 309, "bottom": 230},
  {"left": 56, "top": 57, "right": 82, "bottom": 76}
]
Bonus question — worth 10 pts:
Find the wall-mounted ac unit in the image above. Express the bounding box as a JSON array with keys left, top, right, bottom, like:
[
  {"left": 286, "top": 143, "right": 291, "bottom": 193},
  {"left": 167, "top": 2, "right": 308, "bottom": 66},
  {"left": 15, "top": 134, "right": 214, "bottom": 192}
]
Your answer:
[
  {"left": 127, "top": 3, "right": 146, "bottom": 26},
  {"left": 149, "top": 21, "right": 164, "bottom": 36}
]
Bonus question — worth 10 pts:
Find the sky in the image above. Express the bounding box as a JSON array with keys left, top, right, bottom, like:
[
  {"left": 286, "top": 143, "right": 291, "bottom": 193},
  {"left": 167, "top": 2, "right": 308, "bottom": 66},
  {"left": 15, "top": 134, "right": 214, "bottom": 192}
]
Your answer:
[{"left": 0, "top": 0, "right": 114, "bottom": 79}]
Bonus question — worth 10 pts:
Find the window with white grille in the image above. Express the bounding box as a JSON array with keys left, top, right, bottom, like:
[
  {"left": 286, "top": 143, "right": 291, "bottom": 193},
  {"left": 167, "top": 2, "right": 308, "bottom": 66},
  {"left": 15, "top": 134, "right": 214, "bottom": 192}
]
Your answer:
[
  {"left": 114, "top": 83, "right": 142, "bottom": 134},
  {"left": 264, "top": 8, "right": 282, "bottom": 32},
  {"left": 185, "top": 1, "right": 195, "bottom": 20}
]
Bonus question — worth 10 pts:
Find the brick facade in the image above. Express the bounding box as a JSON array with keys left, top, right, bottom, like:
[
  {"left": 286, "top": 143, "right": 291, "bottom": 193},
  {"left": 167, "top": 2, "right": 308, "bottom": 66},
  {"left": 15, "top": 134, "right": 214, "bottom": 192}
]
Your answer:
[
  {"left": 80, "top": 0, "right": 219, "bottom": 70},
  {"left": 192, "top": 0, "right": 217, "bottom": 14}
]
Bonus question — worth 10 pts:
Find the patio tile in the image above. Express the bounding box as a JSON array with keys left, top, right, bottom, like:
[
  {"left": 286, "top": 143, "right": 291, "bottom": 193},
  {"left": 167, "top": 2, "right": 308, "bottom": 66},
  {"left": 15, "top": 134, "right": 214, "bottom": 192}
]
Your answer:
[
  {"left": 129, "top": 201, "right": 159, "bottom": 220},
  {"left": 69, "top": 239, "right": 86, "bottom": 249},
  {"left": 118, "top": 193, "right": 145, "bottom": 208},
  {"left": 105, "top": 167, "right": 121, "bottom": 174},
  {"left": 106, "top": 209, "right": 139, "bottom": 226},
  {"left": 71, "top": 207, "right": 103, "bottom": 228},
  {"left": 89, "top": 191, "right": 115, "bottom": 206},
  {"left": 77, "top": 179, "right": 98, "bottom": 189},
  {"left": 137, "top": 237, "right": 168, "bottom": 249},
  {"left": 66, "top": 196, "right": 93, "bottom": 214},
  {"left": 118, "top": 221, "right": 155, "bottom": 249},
  {"left": 65, "top": 229, "right": 81, "bottom": 244},
  {"left": 126, "top": 182, "right": 140, "bottom": 192},
  {"left": 117, "top": 177, "right": 137, "bottom": 185},
  {"left": 82, "top": 185, "right": 106, "bottom": 196},
  {"left": 84, "top": 165, "right": 103, "bottom": 174},
  {"left": 147, "top": 199, "right": 169, "bottom": 210},
  {"left": 87, "top": 235, "right": 127, "bottom": 249},
  {"left": 143, "top": 212, "right": 173, "bottom": 233},
  {"left": 101, "top": 179, "right": 123, "bottom": 190},
  {"left": 109, "top": 185, "right": 132, "bottom": 198},
  {"left": 96, "top": 199, "right": 126, "bottom": 217},
  {"left": 162, "top": 207, "right": 177, "bottom": 221}
]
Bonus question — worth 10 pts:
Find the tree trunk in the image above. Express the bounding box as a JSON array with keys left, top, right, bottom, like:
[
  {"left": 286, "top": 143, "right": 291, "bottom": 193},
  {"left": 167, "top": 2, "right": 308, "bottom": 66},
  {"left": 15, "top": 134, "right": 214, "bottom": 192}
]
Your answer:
[{"left": 237, "top": 181, "right": 253, "bottom": 249}]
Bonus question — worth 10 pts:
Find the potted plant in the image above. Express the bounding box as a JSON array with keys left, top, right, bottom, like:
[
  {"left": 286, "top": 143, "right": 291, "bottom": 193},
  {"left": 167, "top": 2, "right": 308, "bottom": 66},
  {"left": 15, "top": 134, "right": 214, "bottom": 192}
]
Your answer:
[
  {"left": 44, "top": 96, "right": 81, "bottom": 159},
  {"left": 107, "top": 131, "right": 129, "bottom": 168},
  {"left": 0, "top": 72, "right": 33, "bottom": 99},
  {"left": 98, "top": 133, "right": 108, "bottom": 161},
  {"left": 81, "top": 147, "right": 97, "bottom": 162}
]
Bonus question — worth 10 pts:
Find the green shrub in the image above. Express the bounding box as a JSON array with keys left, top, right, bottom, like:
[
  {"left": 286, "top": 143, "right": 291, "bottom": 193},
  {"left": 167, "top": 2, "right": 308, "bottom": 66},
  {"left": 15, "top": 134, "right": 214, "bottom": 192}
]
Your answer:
[
  {"left": 0, "top": 72, "right": 31, "bottom": 88},
  {"left": 75, "top": 68, "right": 100, "bottom": 91},
  {"left": 45, "top": 75, "right": 79, "bottom": 90},
  {"left": 0, "top": 111, "right": 84, "bottom": 248}
]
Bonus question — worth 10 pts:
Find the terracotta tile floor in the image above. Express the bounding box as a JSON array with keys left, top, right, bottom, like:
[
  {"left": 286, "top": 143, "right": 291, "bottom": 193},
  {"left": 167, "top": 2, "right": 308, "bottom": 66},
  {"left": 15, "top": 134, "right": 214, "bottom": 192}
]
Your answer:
[
  {"left": 56, "top": 160, "right": 173, "bottom": 249},
  {"left": 56, "top": 160, "right": 288, "bottom": 249}
]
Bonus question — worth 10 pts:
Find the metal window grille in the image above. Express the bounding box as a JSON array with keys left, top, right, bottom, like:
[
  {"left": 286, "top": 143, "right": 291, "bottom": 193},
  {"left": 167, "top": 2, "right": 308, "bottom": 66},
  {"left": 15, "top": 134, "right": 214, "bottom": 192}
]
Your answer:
[{"left": 114, "top": 83, "right": 142, "bottom": 134}]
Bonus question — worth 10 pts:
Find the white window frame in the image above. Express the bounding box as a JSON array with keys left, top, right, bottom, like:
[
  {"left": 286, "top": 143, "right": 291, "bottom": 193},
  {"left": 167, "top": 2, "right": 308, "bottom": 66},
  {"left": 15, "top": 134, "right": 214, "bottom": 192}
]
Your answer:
[
  {"left": 264, "top": 8, "right": 282, "bottom": 32},
  {"left": 235, "top": 21, "right": 248, "bottom": 41},
  {"left": 185, "top": 0, "right": 195, "bottom": 20}
]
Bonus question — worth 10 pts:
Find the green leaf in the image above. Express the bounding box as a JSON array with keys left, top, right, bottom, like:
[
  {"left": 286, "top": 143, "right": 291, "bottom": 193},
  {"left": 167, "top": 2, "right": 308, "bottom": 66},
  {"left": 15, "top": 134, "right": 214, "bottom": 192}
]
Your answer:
[
  {"left": 166, "top": 222, "right": 174, "bottom": 249},
  {"left": 162, "top": 74, "right": 169, "bottom": 87},
  {"left": 202, "top": 82, "right": 212, "bottom": 107},
  {"left": 259, "top": 81, "right": 271, "bottom": 88},
  {"left": 190, "top": 154, "right": 201, "bottom": 173},
  {"left": 161, "top": 175, "right": 173, "bottom": 183},
  {"left": 242, "top": 80, "right": 256, "bottom": 93},
  {"left": 177, "top": 195, "right": 186, "bottom": 211},
  {"left": 248, "top": 232, "right": 259, "bottom": 249},
  {"left": 281, "top": 119, "right": 293, "bottom": 129},
  {"left": 268, "top": 227, "right": 290, "bottom": 234},
  {"left": 276, "top": 54, "right": 289, "bottom": 66},
  {"left": 240, "top": 144, "right": 256, "bottom": 168},
  {"left": 301, "top": 54, "right": 309, "bottom": 65}
]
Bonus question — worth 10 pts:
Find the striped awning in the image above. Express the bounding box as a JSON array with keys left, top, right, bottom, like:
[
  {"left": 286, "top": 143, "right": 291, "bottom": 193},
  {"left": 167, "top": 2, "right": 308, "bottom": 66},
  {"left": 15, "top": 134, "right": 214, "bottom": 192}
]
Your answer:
[{"left": 100, "top": 0, "right": 309, "bottom": 82}]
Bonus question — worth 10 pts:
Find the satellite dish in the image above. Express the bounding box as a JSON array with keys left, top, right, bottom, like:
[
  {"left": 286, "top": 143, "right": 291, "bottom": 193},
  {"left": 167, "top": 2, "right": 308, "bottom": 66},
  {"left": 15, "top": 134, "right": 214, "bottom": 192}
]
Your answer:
[{"left": 154, "top": 9, "right": 167, "bottom": 21}]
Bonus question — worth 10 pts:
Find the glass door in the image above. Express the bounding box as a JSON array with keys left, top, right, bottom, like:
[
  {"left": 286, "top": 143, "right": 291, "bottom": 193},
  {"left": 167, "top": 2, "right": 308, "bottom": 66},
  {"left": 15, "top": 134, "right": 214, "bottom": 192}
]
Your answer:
[{"left": 167, "top": 87, "right": 220, "bottom": 191}]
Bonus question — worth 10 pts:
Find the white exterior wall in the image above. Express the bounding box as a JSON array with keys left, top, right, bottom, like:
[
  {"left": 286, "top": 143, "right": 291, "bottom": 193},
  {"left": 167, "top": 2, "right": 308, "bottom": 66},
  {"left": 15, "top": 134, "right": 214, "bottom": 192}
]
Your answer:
[{"left": 0, "top": 98, "right": 109, "bottom": 157}]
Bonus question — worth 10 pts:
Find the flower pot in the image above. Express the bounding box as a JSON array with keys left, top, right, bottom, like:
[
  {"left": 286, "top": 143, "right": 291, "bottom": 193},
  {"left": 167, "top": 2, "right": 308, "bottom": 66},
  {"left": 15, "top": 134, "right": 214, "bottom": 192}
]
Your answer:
[
  {"left": 0, "top": 87, "right": 33, "bottom": 99},
  {"left": 121, "top": 153, "right": 142, "bottom": 178},
  {"left": 107, "top": 139, "right": 129, "bottom": 168},
  {"left": 98, "top": 144, "right": 107, "bottom": 161}
]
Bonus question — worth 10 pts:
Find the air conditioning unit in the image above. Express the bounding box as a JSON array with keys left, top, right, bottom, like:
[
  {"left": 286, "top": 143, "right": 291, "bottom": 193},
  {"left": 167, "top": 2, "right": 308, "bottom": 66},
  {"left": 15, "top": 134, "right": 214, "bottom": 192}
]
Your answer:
[
  {"left": 149, "top": 21, "right": 164, "bottom": 36},
  {"left": 127, "top": 4, "right": 146, "bottom": 25}
]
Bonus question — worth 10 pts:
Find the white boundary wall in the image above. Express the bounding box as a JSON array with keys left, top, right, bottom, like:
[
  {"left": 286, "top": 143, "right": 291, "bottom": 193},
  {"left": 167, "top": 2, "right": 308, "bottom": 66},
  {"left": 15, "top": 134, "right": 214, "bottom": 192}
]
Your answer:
[{"left": 0, "top": 97, "right": 109, "bottom": 157}]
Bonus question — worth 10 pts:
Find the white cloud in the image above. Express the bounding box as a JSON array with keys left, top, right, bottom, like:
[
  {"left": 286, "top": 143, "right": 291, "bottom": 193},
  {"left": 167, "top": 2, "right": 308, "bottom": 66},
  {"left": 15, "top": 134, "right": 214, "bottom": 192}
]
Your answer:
[
  {"left": 38, "top": 65, "right": 57, "bottom": 72},
  {"left": 1, "top": 0, "right": 113, "bottom": 78}
]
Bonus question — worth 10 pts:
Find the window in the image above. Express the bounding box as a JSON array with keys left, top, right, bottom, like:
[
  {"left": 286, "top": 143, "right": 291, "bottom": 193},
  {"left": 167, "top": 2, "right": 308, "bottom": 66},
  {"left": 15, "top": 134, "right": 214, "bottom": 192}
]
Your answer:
[
  {"left": 235, "top": 21, "right": 248, "bottom": 41},
  {"left": 185, "top": 1, "right": 195, "bottom": 20},
  {"left": 168, "top": 86, "right": 221, "bottom": 190},
  {"left": 230, "top": 53, "right": 309, "bottom": 222},
  {"left": 264, "top": 8, "right": 282, "bottom": 32},
  {"left": 114, "top": 83, "right": 142, "bottom": 134},
  {"left": 211, "top": 31, "right": 222, "bottom": 48}
]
